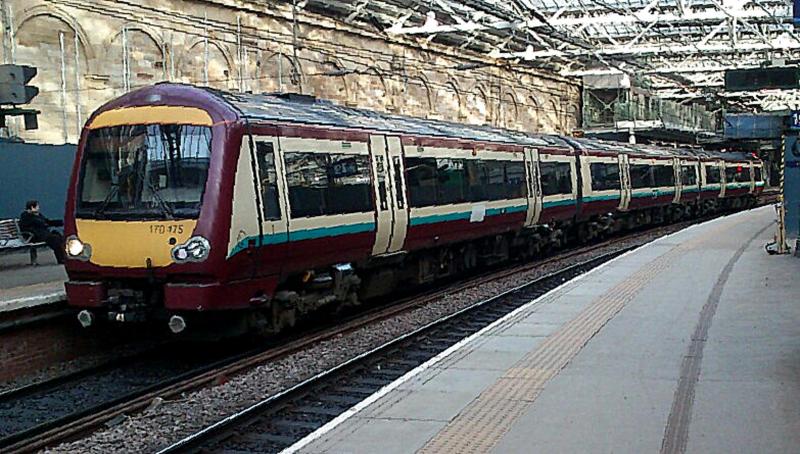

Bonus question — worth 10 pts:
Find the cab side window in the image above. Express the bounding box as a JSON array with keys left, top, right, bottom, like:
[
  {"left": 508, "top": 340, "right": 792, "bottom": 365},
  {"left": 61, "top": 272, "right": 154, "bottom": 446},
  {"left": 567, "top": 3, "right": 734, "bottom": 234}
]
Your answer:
[{"left": 255, "top": 141, "right": 281, "bottom": 220}]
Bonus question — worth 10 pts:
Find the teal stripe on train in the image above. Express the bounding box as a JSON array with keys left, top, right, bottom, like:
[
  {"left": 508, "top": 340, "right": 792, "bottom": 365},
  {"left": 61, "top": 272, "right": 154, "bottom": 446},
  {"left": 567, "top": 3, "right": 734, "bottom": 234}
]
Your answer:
[
  {"left": 632, "top": 189, "right": 676, "bottom": 198},
  {"left": 410, "top": 204, "right": 527, "bottom": 226},
  {"left": 583, "top": 194, "right": 619, "bottom": 203},
  {"left": 542, "top": 199, "right": 576, "bottom": 208},
  {"left": 229, "top": 222, "right": 375, "bottom": 257},
  {"left": 290, "top": 222, "right": 375, "bottom": 241}
]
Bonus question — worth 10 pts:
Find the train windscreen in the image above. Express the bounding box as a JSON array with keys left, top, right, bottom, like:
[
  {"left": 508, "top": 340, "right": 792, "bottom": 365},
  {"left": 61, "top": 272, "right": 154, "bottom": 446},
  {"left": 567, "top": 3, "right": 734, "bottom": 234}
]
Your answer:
[{"left": 76, "top": 124, "right": 212, "bottom": 220}]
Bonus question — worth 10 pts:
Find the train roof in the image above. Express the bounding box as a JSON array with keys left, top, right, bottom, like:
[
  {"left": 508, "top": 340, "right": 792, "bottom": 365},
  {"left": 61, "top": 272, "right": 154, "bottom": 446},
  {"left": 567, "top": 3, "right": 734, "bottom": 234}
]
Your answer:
[
  {"left": 107, "top": 84, "right": 755, "bottom": 163},
  {"left": 202, "top": 86, "right": 573, "bottom": 149}
]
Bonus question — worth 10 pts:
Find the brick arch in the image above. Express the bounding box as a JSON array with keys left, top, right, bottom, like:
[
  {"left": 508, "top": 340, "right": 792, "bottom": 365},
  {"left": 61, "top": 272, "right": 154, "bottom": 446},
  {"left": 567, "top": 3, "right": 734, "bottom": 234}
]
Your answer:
[
  {"left": 258, "top": 51, "right": 304, "bottom": 92},
  {"left": 436, "top": 79, "right": 462, "bottom": 119},
  {"left": 106, "top": 25, "right": 167, "bottom": 91},
  {"left": 523, "top": 95, "right": 542, "bottom": 132},
  {"left": 13, "top": 6, "right": 92, "bottom": 144},
  {"left": 295, "top": 48, "right": 346, "bottom": 100},
  {"left": 566, "top": 103, "right": 580, "bottom": 132},
  {"left": 465, "top": 84, "right": 491, "bottom": 125},
  {"left": 356, "top": 66, "right": 390, "bottom": 111},
  {"left": 536, "top": 96, "right": 560, "bottom": 133},
  {"left": 316, "top": 59, "right": 351, "bottom": 102},
  {"left": 499, "top": 90, "right": 520, "bottom": 129},
  {"left": 14, "top": 5, "right": 95, "bottom": 68},
  {"left": 179, "top": 38, "right": 236, "bottom": 89},
  {"left": 404, "top": 73, "right": 433, "bottom": 115},
  {"left": 106, "top": 24, "right": 164, "bottom": 51}
]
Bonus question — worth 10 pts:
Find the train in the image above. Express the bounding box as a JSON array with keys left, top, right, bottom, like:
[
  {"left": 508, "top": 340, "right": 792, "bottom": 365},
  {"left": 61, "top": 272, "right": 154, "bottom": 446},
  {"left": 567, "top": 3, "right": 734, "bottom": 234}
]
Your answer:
[{"left": 62, "top": 83, "right": 765, "bottom": 335}]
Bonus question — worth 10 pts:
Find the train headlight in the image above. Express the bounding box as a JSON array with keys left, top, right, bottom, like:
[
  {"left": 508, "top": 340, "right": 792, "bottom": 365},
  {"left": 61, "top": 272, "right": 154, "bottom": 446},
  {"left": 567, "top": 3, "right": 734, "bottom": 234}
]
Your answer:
[
  {"left": 171, "top": 236, "right": 211, "bottom": 263},
  {"left": 65, "top": 236, "right": 92, "bottom": 261}
]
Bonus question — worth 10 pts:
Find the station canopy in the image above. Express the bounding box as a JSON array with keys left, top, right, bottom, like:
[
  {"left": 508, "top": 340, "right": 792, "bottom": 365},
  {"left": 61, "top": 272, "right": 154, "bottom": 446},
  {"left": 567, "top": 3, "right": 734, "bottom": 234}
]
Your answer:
[{"left": 301, "top": 0, "right": 799, "bottom": 112}]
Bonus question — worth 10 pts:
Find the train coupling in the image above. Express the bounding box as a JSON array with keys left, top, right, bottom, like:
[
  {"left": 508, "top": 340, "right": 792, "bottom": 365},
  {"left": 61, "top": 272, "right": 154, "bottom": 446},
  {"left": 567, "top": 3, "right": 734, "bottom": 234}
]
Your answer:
[{"left": 105, "top": 293, "right": 150, "bottom": 323}]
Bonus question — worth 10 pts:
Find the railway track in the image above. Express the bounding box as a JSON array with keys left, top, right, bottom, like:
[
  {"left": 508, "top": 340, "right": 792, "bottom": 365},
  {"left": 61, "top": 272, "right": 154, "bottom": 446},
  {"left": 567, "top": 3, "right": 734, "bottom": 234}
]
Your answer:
[{"left": 0, "top": 205, "right": 775, "bottom": 453}]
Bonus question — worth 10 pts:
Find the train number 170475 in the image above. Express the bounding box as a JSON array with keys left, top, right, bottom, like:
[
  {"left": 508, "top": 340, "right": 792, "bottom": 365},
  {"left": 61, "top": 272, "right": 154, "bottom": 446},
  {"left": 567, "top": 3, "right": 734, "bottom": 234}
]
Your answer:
[{"left": 149, "top": 224, "right": 185, "bottom": 235}]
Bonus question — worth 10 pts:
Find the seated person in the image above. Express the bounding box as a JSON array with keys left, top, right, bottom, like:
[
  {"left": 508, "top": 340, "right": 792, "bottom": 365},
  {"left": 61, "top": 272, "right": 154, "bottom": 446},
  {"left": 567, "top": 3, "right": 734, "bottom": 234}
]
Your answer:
[{"left": 19, "top": 200, "right": 65, "bottom": 264}]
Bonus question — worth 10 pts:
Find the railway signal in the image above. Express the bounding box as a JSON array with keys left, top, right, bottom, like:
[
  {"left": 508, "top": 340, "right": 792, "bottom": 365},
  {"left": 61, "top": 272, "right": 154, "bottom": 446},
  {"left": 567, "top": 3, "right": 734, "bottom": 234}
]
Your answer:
[{"left": 0, "top": 64, "right": 40, "bottom": 130}]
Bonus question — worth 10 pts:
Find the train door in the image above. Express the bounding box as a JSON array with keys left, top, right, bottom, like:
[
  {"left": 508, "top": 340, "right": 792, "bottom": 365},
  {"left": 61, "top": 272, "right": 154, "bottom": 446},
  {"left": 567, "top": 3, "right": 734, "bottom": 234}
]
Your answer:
[
  {"left": 370, "top": 135, "right": 392, "bottom": 254},
  {"left": 386, "top": 137, "right": 409, "bottom": 252},
  {"left": 748, "top": 162, "right": 755, "bottom": 193},
  {"left": 524, "top": 148, "right": 543, "bottom": 227},
  {"left": 672, "top": 158, "right": 681, "bottom": 203},
  {"left": 695, "top": 160, "right": 702, "bottom": 194},
  {"left": 618, "top": 154, "right": 632, "bottom": 210},
  {"left": 719, "top": 160, "right": 727, "bottom": 197},
  {"left": 370, "top": 135, "right": 408, "bottom": 255},
  {"left": 251, "top": 135, "right": 289, "bottom": 274}
]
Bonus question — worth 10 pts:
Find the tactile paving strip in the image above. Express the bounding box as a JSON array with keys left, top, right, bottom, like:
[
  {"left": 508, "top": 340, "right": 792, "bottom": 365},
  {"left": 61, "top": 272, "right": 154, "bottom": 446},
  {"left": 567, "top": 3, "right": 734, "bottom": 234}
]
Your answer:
[{"left": 418, "top": 217, "right": 747, "bottom": 454}]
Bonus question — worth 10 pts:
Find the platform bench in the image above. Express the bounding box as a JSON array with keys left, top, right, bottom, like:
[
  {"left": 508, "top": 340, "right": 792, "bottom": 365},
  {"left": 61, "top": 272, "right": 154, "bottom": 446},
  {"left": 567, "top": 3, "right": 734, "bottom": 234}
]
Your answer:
[{"left": 0, "top": 219, "right": 47, "bottom": 265}]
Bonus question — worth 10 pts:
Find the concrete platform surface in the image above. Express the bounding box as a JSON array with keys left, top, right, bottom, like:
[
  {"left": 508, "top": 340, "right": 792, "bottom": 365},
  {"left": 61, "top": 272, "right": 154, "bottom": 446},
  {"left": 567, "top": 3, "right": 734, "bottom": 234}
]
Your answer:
[
  {"left": 290, "top": 206, "right": 800, "bottom": 454},
  {"left": 0, "top": 250, "right": 66, "bottom": 312}
]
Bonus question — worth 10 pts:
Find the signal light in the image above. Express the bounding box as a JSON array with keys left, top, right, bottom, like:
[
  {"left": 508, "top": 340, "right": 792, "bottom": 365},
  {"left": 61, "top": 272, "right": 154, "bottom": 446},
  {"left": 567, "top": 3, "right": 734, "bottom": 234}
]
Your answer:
[{"left": 0, "top": 64, "right": 39, "bottom": 105}]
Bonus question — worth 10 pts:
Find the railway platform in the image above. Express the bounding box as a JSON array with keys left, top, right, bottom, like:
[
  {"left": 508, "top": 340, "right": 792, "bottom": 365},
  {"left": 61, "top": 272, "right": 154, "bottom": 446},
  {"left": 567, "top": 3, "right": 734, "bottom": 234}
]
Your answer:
[
  {"left": 0, "top": 250, "right": 65, "bottom": 313},
  {"left": 290, "top": 205, "right": 800, "bottom": 454}
]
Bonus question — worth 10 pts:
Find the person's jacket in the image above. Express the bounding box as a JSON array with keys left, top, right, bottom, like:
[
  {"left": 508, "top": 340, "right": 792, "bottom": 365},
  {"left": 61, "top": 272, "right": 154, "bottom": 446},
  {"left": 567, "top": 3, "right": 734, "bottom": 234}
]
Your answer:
[{"left": 18, "top": 211, "right": 61, "bottom": 242}]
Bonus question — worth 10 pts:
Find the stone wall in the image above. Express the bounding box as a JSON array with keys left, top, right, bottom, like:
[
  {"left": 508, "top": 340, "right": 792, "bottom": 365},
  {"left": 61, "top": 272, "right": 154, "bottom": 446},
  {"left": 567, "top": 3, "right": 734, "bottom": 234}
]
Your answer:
[{"left": 0, "top": 0, "right": 581, "bottom": 145}]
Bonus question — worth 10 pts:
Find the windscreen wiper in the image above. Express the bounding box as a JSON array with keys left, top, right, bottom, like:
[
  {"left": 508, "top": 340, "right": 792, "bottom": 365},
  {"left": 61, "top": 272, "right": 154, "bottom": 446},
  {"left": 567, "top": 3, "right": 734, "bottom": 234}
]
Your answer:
[
  {"left": 92, "top": 184, "right": 119, "bottom": 218},
  {"left": 141, "top": 172, "right": 175, "bottom": 220}
]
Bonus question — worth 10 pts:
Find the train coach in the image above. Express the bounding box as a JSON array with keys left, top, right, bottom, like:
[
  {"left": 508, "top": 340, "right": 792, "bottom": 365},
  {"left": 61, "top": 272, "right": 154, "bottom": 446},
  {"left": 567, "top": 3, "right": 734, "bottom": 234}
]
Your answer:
[{"left": 62, "top": 83, "right": 764, "bottom": 335}]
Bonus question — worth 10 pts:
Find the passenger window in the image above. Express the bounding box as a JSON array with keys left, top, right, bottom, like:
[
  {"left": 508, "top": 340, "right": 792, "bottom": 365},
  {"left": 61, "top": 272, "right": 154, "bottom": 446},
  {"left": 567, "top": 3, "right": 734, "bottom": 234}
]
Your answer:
[
  {"left": 705, "top": 166, "right": 721, "bottom": 184},
  {"left": 255, "top": 141, "right": 281, "bottom": 220},
  {"left": 539, "top": 161, "right": 573, "bottom": 196},
  {"left": 505, "top": 161, "right": 527, "bottom": 199},
  {"left": 284, "top": 152, "right": 374, "bottom": 218},
  {"left": 406, "top": 157, "right": 527, "bottom": 207},
  {"left": 725, "top": 167, "right": 736, "bottom": 183},
  {"left": 375, "top": 154, "right": 388, "bottom": 210},
  {"left": 392, "top": 156, "right": 405, "bottom": 209},
  {"left": 629, "top": 164, "right": 653, "bottom": 189},
  {"left": 736, "top": 166, "right": 750, "bottom": 182},
  {"left": 589, "top": 163, "right": 620, "bottom": 191},
  {"left": 476, "top": 161, "right": 506, "bottom": 201},
  {"left": 653, "top": 165, "right": 675, "bottom": 187},
  {"left": 405, "top": 157, "right": 438, "bottom": 207},
  {"left": 437, "top": 158, "right": 466, "bottom": 205},
  {"left": 681, "top": 165, "right": 697, "bottom": 186},
  {"left": 724, "top": 166, "right": 749, "bottom": 183}
]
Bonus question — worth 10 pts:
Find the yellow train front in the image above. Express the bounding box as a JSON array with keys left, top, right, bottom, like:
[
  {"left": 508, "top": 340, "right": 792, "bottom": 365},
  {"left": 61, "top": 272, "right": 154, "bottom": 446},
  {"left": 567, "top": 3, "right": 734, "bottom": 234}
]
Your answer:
[{"left": 63, "top": 84, "right": 265, "bottom": 335}]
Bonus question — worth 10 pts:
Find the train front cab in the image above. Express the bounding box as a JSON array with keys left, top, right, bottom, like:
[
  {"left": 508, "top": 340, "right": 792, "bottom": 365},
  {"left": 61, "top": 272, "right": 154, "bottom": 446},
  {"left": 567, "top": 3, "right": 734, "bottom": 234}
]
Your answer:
[{"left": 62, "top": 92, "right": 243, "bottom": 332}]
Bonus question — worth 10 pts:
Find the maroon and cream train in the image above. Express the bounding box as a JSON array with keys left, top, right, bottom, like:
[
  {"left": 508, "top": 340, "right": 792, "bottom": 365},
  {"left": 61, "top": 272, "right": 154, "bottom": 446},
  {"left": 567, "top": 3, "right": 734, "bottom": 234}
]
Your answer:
[{"left": 62, "top": 83, "right": 764, "bottom": 334}]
